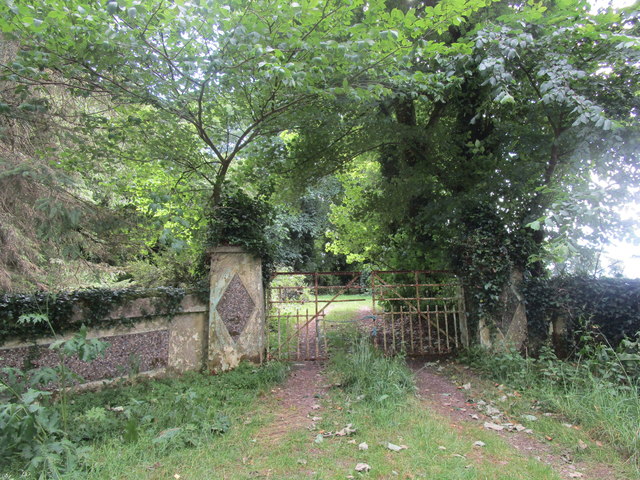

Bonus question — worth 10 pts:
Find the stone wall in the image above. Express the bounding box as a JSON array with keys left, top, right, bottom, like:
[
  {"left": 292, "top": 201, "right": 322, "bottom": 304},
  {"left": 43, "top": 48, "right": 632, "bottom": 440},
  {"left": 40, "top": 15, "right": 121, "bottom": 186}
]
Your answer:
[
  {"left": 0, "top": 294, "right": 208, "bottom": 383},
  {"left": 0, "top": 247, "right": 269, "bottom": 382}
]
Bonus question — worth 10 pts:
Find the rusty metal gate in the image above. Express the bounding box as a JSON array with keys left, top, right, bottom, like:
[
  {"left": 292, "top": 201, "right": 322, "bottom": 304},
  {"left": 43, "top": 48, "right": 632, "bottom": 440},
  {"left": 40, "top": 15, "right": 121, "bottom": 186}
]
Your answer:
[{"left": 266, "top": 270, "right": 467, "bottom": 361}]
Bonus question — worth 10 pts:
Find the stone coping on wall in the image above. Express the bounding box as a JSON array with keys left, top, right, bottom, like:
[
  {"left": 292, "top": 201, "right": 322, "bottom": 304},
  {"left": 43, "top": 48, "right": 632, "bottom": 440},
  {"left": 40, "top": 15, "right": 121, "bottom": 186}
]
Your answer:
[{"left": 70, "top": 293, "right": 207, "bottom": 324}]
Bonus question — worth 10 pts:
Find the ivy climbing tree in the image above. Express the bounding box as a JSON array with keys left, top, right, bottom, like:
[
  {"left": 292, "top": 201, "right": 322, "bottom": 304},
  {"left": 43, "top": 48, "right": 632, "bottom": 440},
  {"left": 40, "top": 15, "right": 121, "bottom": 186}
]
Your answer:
[{"left": 293, "top": 0, "right": 639, "bottom": 342}]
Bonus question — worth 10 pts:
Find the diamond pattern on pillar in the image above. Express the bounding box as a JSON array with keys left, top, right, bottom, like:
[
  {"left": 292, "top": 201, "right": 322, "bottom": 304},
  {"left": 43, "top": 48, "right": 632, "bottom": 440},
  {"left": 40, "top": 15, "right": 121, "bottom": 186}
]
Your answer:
[{"left": 216, "top": 273, "right": 256, "bottom": 339}]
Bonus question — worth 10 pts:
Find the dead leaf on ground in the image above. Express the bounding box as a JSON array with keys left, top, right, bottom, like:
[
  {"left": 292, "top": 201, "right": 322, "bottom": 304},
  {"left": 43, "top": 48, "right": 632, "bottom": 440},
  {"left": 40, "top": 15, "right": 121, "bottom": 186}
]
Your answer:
[
  {"left": 485, "top": 405, "right": 501, "bottom": 416},
  {"left": 336, "top": 424, "right": 356, "bottom": 436},
  {"left": 484, "top": 421, "right": 505, "bottom": 431},
  {"left": 387, "top": 443, "right": 408, "bottom": 452}
]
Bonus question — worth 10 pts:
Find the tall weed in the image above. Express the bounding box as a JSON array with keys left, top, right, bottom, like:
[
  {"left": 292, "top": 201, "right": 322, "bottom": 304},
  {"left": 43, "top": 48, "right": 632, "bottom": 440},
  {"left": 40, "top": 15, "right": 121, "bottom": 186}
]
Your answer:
[
  {"left": 0, "top": 314, "right": 107, "bottom": 478},
  {"left": 329, "top": 335, "right": 415, "bottom": 404}
]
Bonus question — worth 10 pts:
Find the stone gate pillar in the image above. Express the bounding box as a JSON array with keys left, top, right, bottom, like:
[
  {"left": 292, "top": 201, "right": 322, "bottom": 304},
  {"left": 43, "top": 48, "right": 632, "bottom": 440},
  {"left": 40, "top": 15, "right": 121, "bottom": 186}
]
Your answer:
[{"left": 207, "top": 246, "right": 265, "bottom": 372}]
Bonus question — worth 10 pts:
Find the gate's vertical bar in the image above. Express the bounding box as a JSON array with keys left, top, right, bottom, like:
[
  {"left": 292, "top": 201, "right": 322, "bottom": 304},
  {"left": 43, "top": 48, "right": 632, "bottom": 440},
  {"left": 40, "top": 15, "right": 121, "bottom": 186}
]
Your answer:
[
  {"left": 372, "top": 271, "right": 377, "bottom": 316},
  {"left": 391, "top": 308, "right": 396, "bottom": 353},
  {"left": 409, "top": 306, "right": 415, "bottom": 354},
  {"left": 453, "top": 304, "right": 459, "bottom": 349},
  {"left": 444, "top": 301, "right": 450, "bottom": 352},
  {"left": 265, "top": 285, "right": 270, "bottom": 363},
  {"left": 371, "top": 272, "right": 377, "bottom": 350},
  {"left": 373, "top": 317, "right": 379, "bottom": 349},
  {"left": 315, "top": 309, "right": 320, "bottom": 360},
  {"left": 435, "top": 304, "right": 441, "bottom": 354},
  {"left": 400, "top": 306, "right": 405, "bottom": 351},
  {"left": 323, "top": 309, "right": 328, "bottom": 359},
  {"left": 426, "top": 303, "right": 432, "bottom": 354},
  {"left": 415, "top": 272, "right": 425, "bottom": 354},
  {"left": 383, "top": 313, "right": 388, "bottom": 353},
  {"left": 276, "top": 309, "right": 281, "bottom": 360},
  {"left": 294, "top": 308, "right": 302, "bottom": 361},
  {"left": 314, "top": 273, "right": 319, "bottom": 360},
  {"left": 305, "top": 308, "right": 311, "bottom": 360}
]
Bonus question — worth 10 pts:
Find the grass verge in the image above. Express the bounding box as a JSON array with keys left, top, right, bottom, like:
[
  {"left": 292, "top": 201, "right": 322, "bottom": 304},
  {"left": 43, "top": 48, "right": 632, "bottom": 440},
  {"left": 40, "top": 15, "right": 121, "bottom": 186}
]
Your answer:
[
  {"left": 456, "top": 346, "right": 640, "bottom": 478},
  {"left": 94, "top": 334, "right": 562, "bottom": 479}
]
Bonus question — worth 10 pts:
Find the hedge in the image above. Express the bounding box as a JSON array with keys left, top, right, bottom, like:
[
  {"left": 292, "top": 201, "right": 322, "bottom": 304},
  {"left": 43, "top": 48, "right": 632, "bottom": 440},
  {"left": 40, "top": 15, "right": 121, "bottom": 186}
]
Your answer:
[{"left": 523, "top": 276, "right": 640, "bottom": 350}]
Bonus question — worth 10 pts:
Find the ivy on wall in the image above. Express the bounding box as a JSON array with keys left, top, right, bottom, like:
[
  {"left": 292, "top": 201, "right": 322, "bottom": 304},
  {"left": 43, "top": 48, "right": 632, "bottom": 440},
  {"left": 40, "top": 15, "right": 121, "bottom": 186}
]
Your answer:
[
  {"left": 0, "top": 287, "right": 188, "bottom": 345},
  {"left": 205, "top": 188, "right": 277, "bottom": 284},
  {"left": 523, "top": 276, "right": 640, "bottom": 349}
]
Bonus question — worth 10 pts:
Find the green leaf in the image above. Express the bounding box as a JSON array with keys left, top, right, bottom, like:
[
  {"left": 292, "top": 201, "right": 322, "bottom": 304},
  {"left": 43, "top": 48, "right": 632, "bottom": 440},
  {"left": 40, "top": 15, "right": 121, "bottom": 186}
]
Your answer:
[
  {"left": 124, "top": 418, "right": 139, "bottom": 443},
  {"left": 106, "top": 2, "right": 118, "bottom": 14}
]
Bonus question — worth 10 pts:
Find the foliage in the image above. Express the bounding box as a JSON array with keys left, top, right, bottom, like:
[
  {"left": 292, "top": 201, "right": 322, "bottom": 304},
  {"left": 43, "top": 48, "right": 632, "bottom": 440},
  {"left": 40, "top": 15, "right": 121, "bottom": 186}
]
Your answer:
[
  {"left": 0, "top": 361, "right": 288, "bottom": 478},
  {"left": 308, "top": 0, "right": 639, "bottom": 339},
  {"left": 326, "top": 156, "right": 384, "bottom": 265},
  {"left": 0, "top": 0, "right": 467, "bottom": 204},
  {"left": 329, "top": 335, "right": 415, "bottom": 404},
  {"left": 0, "top": 0, "right": 498, "bottom": 293},
  {"left": 0, "top": 314, "right": 108, "bottom": 477},
  {"left": 205, "top": 188, "right": 277, "bottom": 283},
  {"left": 0, "top": 0, "right": 637, "bottom": 333},
  {"left": 450, "top": 205, "right": 533, "bottom": 318},
  {"left": 268, "top": 177, "right": 349, "bottom": 272},
  {"left": 523, "top": 275, "right": 640, "bottom": 348},
  {"left": 0, "top": 39, "right": 139, "bottom": 293},
  {"left": 124, "top": 250, "right": 201, "bottom": 289},
  {"left": 0, "top": 287, "right": 186, "bottom": 345},
  {"left": 72, "top": 362, "right": 286, "bottom": 471},
  {"left": 460, "top": 339, "right": 640, "bottom": 465}
]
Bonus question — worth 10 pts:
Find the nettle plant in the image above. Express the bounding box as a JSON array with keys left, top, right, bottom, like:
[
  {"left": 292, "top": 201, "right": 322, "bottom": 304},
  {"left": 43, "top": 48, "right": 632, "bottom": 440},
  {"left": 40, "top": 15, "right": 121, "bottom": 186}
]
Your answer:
[{"left": 0, "top": 313, "right": 107, "bottom": 477}]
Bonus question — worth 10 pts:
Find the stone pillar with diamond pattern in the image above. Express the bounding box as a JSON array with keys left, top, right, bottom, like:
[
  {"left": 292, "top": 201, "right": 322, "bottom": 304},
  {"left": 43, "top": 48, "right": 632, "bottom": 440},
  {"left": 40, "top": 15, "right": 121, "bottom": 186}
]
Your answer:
[{"left": 207, "top": 246, "right": 265, "bottom": 372}]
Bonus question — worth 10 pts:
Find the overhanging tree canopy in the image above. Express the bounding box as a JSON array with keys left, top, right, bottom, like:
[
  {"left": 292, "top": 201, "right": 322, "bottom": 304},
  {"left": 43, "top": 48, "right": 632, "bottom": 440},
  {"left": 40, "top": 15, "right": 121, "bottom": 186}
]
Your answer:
[{"left": 0, "top": 0, "right": 489, "bottom": 206}]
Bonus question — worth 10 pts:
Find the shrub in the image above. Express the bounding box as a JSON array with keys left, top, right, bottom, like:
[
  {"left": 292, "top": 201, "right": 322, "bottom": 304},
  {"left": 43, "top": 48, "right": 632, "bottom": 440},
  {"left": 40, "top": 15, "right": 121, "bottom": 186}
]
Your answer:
[
  {"left": 524, "top": 276, "right": 640, "bottom": 350},
  {"left": 0, "top": 315, "right": 108, "bottom": 477}
]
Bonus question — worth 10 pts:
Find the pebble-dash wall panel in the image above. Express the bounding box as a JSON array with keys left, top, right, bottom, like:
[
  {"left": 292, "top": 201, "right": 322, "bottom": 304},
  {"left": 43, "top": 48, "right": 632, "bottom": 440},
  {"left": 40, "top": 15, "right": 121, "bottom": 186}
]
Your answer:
[
  {"left": 1, "top": 330, "right": 169, "bottom": 382},
  {"left": 0, "top": 294, "right": 208, "bottom": 384}
]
